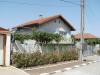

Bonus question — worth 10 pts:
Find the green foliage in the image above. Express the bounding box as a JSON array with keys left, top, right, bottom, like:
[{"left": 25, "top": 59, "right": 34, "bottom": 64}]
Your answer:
[
  {"left": 32, "top": 31, "right": 62, "bottom": 44},
  {"left": 53, "top": 34, "right": 62, "bottom": 43},
  {"left": 59, "top": 49, "right": 78, "bottom": 61},
  {"left": 45, "top": 52, "right": 59, "bottom": 64},
  {"left": 14, "top": 31, "right": 62, "bottom": 44},
  {"left": 12, "top": 50, "right": 78, "bottom": 68},
  {"left": 75, "top": 38, "right": 100, "bottom": 45},
  {"left": 33, "top": 31, "right": 52, "bottom": 43},
  {"left": 14, "top": 33, "right": 32, "bottom": 42},
  {"left": 85, "top": 38, "right": 100, "bottom": 45}
]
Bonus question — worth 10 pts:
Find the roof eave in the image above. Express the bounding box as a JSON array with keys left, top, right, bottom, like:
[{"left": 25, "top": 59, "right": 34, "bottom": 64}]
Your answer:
[{"left": 59, "top": 15, "right": 76, "bottom": 31}]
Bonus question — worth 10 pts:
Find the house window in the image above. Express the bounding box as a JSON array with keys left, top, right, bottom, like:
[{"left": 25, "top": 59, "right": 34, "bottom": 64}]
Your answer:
[
  {"left": 59, "top": 20, "right": 60, "bottom": 24},
  {"left": 34, "top": 24, "right": 39, "bottom": 28},
  {"left": 32, "top": 24, "right": 39, "bottom": 30},
  {"left": 54, "top": 20, "right": 56, "bottom": 23},
  {"left": 59, "top": 31, "right": 67, "bottom": 35},
  {"left": 17, "top": 28, "right": 24, "bottom": 32}
]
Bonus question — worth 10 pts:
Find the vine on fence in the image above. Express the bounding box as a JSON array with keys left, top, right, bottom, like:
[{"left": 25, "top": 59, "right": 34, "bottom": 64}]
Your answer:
[{"left": 14, "top": 31, "right": 62, "bottom": 44}]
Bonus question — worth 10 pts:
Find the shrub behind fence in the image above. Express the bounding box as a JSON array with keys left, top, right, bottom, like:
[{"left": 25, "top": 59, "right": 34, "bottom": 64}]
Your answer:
[{"left": 12, "top": 49, "right": 78, "bottom": 68}]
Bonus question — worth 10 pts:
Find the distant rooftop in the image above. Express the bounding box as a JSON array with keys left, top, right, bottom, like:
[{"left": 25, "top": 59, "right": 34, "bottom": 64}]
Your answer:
[
  {"left": 0, "top": 27, "right": 8, "bottom": 34},
  {"left": 74, "top": 33, "right": 98, "bottom": 39}
]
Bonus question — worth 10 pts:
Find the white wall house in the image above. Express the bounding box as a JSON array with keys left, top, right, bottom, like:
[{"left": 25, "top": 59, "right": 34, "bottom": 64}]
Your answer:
[
  {"left": 13, "top": 15, "right": 75, "bottom": 53},
  {"left": 37, "top": 18, "right": 73, "bottom": 44},
  {"left": 0, "top": 27, "right": 11, "bottom": 66}
]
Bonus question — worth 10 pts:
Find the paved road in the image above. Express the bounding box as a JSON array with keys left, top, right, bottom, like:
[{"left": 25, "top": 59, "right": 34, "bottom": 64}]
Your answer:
[
  {"left": 25, "top": 61, "right": 84, "bottom": 75},
  {"left": 25, "top": 55, "right": 100, "bottom": 75},
  {"left": 83, "top": 55, "right": 100, "bottom": 61},
  {"left": 53, "top": 61, "right": 100, "bottom": 75},
  {"left": 0, "top": 66, "right": 29, "bottom": 75}
]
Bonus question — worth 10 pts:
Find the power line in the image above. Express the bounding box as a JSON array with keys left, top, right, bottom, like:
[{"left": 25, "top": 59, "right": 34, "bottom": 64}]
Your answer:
[
  {"left": 0, "top": 0, "right": 79, "bottom": 7},
  {"left": 86, "top": 2, "right": 97, "bottom": 17},
  {"left": 84, "top": 0, "right": 98, "bottom": 32},
  {"left": 60, "top": 0, "right": 80, "bottom": 6}
]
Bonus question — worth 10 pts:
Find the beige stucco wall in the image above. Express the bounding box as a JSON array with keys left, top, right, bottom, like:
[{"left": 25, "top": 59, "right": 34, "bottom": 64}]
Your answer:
[
  {"left": 37, "top": 18, "right": 73, "bottom": 44},
  {"left": 37, "top": 18, "right": 71, "bottom": 34},
  {"left": 5, "top": 33, "right": 11, "bottom": 66}
]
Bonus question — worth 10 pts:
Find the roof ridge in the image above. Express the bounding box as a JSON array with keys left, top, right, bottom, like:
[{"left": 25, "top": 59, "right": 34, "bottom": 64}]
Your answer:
[
  {"left": 13, "top": 14, "right": 61, "bottom": 28},
  {"left": 13, "top": 14, "right": 75, "bottom": 31}
]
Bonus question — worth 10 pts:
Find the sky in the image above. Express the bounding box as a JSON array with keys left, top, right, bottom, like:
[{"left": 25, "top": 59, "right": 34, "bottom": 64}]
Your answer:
[{"left": 0, "top": 0, "right": 100, "bottom": 36}]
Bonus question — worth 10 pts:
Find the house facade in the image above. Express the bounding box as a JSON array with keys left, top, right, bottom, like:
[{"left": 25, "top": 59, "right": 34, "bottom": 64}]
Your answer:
[
  {"left": 0, "top": 27, "right": 11, "bottom": 66},
  {"left": 14, "top": 15, "right": 75, "bottom": 44},
  {"left": 13, "top": 15, "right": 75, "bottom": 53}
]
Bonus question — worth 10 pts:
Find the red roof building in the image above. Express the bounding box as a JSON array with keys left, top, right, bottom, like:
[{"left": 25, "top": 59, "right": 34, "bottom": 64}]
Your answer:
[
  {"left": 14, "top": 15, "right": 75, "bottom": 31},
  {"left": 0, "top": 27, "right": 8, "bottom": 34},
  {"left": 74, "top": 33, "right": 97, "bottom": 40}
]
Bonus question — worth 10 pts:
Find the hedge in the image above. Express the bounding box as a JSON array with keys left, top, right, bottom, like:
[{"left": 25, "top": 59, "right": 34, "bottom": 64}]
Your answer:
[{"left": 12, "top": 50, "right": 78, "bottom": 68}]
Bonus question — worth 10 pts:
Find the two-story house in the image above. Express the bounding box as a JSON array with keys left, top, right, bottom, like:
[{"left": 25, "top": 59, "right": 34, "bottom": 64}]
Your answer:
[
  {"left": 14, "top": 15, "right": 75, "bottom": 43},
  {"left": 13, "top": 15, "right": 75, "bottom": 52}
]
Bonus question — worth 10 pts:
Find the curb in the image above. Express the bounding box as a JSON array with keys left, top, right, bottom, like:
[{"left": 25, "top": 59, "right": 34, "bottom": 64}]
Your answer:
[
  {"left": 25, "top": 60, "right": 78, "bottom": 71},
  {"left": 40, "top": 60, "right": 100, "bottom": 75}
]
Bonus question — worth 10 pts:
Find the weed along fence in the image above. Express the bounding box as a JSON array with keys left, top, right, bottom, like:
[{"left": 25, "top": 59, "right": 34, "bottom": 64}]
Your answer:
[
  {"left": 12, "top": 49, "right": 78, "bottom": 68},
  {"left": 12, "top": 33, "right": 78, "bottom": 68}
]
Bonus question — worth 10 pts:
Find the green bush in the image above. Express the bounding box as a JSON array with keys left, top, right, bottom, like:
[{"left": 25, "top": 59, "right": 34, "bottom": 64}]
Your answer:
[
  {"left": 59, "top": 50, "right": 78, "bottom": 62},
  {"left": 12, "top": 50, "right": 78, "bottom": 68},
  {"left": 97, "top": 50, "right": 100, "bottom": 55},
  {"left": 45, "top": 52, "right": 58, "bottom": 64}
]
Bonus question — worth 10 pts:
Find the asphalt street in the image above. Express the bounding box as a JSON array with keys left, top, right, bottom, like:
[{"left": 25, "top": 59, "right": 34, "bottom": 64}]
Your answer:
[{"left": 53, "top": 61, "right": 100, "bottom": 75}]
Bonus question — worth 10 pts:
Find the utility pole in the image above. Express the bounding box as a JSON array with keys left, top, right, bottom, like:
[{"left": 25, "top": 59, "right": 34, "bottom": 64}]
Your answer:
[{"left": 80, "top": 0, "right": 85, "bottom": 61}]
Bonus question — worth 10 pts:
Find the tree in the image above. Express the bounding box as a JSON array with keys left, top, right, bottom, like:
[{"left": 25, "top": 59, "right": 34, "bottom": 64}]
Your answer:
[
  {"left": 32, "top": 31, "right": 62, "bottom": 53},
  {"left": 32, "top": 31, "right": 62, "bottom": 44},
  {"left": 14, "top": 31, "right": 62, "bottom": 53},
  {"left": 14, "top": 33, "right": 32, "bottom": 43}
]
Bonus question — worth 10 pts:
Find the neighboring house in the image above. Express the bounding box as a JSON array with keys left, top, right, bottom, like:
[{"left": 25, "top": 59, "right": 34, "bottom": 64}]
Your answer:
[
  {"left": 0, "top": 27, "right": 11, "bottom": 66},
  {"left": 74, "top": 33, "right": 98, "bottom": 56},
  {"left": 13, "top": 15, "right": 75, "bottom": 53},
  {"left": 74, "top": 33, "right": 97, "bottom": 40}
]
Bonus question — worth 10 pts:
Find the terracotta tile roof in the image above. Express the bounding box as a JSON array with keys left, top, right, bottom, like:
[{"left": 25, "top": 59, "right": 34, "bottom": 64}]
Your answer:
[
  {"left": 0, "top": 27, "right": 8, "bottom": 34},
  {"left": 14, "top": 15, "right": 75, "bottom": 31},
  {"left": 74, "top": 33, "right": 97, "bottom": 39}
]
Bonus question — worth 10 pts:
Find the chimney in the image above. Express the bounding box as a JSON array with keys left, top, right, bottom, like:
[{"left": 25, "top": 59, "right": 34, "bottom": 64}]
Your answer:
[{"left": 39, "top": 14, "right": 43, "bottom": 18}]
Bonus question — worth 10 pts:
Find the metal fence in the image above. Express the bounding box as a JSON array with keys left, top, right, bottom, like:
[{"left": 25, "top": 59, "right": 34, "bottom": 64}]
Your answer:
[
  {"left": 41, "top": 44, "right": 75, "bottom": 53},
  {"left": 14, "top": 40, "right": 97, "bottom": 57},
  {"left": 82, "top": 45, "right": 95, "bottom": 57}
]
